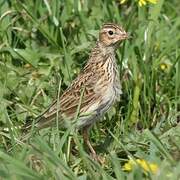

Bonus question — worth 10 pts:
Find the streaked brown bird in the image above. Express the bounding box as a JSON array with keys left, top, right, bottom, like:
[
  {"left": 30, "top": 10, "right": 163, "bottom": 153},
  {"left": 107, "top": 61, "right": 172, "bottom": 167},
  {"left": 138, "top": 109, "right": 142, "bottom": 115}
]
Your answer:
[{"left": 25, "top": 23, "right": 128, "bottom": 159}]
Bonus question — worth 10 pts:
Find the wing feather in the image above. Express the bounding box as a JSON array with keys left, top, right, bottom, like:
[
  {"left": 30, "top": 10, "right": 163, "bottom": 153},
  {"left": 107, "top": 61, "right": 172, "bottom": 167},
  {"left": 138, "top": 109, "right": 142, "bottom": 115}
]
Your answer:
[{"left": 34, "top": 71, "right": 99, "bottom": 128}]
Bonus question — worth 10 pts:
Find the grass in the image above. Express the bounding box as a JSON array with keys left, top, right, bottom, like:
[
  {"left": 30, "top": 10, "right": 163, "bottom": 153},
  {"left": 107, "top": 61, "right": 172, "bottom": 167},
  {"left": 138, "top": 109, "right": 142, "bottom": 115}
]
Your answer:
[{"left": 0, "top": 0, "right": 180, "bottom": 179}]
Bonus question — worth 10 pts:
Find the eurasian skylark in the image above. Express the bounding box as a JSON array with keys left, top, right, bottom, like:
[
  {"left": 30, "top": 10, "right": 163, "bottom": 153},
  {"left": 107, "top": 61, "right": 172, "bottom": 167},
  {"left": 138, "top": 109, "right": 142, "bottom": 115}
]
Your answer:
[{"left": 25, "top": 23, "right": 128, "bottom": 159}]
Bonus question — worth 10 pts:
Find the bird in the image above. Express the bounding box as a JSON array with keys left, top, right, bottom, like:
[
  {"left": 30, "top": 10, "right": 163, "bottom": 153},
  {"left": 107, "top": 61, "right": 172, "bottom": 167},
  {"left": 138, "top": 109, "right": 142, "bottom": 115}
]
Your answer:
[{"left": 24, "top": 23, "right": 128, "bottom": 160}]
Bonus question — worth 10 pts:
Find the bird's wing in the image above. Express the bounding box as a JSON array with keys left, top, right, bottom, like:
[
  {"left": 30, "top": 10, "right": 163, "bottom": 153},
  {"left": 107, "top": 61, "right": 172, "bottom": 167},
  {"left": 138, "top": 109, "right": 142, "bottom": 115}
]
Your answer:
[{"left": 33, "top": 70, "right": 100, "bottom": 128}]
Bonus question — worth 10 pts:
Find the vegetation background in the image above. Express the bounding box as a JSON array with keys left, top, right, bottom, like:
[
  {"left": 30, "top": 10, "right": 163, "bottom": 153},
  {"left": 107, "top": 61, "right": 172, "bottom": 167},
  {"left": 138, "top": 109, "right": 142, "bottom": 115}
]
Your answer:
[{"left": 0, "top": 0, "right": 179, "bottom": 179}]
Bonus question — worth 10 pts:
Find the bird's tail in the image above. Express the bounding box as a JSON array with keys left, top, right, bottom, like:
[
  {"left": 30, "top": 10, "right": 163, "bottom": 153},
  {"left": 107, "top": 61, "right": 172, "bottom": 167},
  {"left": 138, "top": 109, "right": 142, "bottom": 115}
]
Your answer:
[
  {"left": 22, "top": 113, "right": 56, "bottom": 134},
  {"left": 22, "top": 115, "right": 44, "bottom": 134}
]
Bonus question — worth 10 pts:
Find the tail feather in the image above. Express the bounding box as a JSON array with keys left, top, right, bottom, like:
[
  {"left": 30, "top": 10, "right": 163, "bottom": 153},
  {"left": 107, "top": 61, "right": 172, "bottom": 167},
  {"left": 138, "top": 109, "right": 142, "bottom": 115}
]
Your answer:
[
  {"left": 22, "top": 116, "right": 41, "bottom": 133},
  {"left": 22, "top": 114, "right": 57, "bottom": 133}
]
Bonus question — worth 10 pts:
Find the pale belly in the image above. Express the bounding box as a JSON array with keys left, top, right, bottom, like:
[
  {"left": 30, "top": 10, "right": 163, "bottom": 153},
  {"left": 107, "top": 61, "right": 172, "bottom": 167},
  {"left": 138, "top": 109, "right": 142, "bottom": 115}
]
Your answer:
[{"left": 76, "top": 83, "right": 122, "bottom": 129}]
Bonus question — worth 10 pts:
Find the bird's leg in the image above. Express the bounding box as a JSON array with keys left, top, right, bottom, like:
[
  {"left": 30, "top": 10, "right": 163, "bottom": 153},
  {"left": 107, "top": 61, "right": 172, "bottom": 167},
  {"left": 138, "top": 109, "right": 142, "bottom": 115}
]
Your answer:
[
  {"left": 82, "top": 126, "right": 97, "bottom": 156},
  {"left": 82, "top": 127, "right": 104, "bottom": 164}
]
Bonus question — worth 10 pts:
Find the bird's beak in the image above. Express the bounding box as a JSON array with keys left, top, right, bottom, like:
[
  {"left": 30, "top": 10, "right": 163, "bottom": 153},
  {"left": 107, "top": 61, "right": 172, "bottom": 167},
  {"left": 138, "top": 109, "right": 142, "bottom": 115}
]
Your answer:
[{"left": 119, "top": 32, "right": 129, "bottom": 40}]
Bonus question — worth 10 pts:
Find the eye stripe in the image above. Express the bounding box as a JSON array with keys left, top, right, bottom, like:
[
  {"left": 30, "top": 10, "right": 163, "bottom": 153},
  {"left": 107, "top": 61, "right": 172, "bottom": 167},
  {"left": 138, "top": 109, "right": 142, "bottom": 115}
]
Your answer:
[{"left": 103, "top": 23, "right": 124, "bottom": 33}]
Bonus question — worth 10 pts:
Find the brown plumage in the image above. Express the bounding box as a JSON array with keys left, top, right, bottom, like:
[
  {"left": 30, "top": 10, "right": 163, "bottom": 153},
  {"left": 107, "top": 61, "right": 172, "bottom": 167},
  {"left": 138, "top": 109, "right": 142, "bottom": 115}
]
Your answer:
[{"left": 25, "top": 23, "right": 128, "bottom": 159}]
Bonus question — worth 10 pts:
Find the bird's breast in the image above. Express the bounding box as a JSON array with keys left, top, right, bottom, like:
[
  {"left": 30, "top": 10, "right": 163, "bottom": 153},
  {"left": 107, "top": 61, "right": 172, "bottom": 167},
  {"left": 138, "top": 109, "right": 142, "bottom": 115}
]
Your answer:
[{"left": 94, "top": 56, "right": 122, "bottom": 110}]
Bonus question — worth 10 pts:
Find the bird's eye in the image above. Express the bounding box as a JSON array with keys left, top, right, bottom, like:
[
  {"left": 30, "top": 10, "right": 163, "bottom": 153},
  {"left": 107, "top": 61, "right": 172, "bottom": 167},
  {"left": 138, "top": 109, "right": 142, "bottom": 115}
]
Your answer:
[{"left": 108, "top": 30, "right": 114, "bottom": 35}]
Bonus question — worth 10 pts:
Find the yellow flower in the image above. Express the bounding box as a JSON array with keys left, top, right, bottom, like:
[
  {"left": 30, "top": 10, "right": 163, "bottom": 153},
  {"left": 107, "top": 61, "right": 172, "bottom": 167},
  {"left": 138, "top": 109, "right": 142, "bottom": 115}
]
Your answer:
[
  {"left": 123, "top": 159, "right": 159, "bottom": 174},
  {"left": 160, "top": 63, "right": 167, "bottom": 71},
  {"left": 120, "top": 0, "right": 157, "bottom": 6},
  {"left": 120, "top": 0, "right": 127, "bottom": 4},
  {"left": 138, "top": 0, "right": 158, "bottom": 6},
  {"left": 160, "top": 61, "right": 171, "bottom": 72}
]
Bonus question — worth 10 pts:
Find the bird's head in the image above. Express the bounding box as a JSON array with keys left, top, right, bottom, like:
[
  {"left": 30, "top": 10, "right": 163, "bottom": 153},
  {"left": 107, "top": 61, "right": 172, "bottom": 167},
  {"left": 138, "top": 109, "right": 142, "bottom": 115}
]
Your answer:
[{"left": 99, "top": 23, "right": 128, "bottom": 48}]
